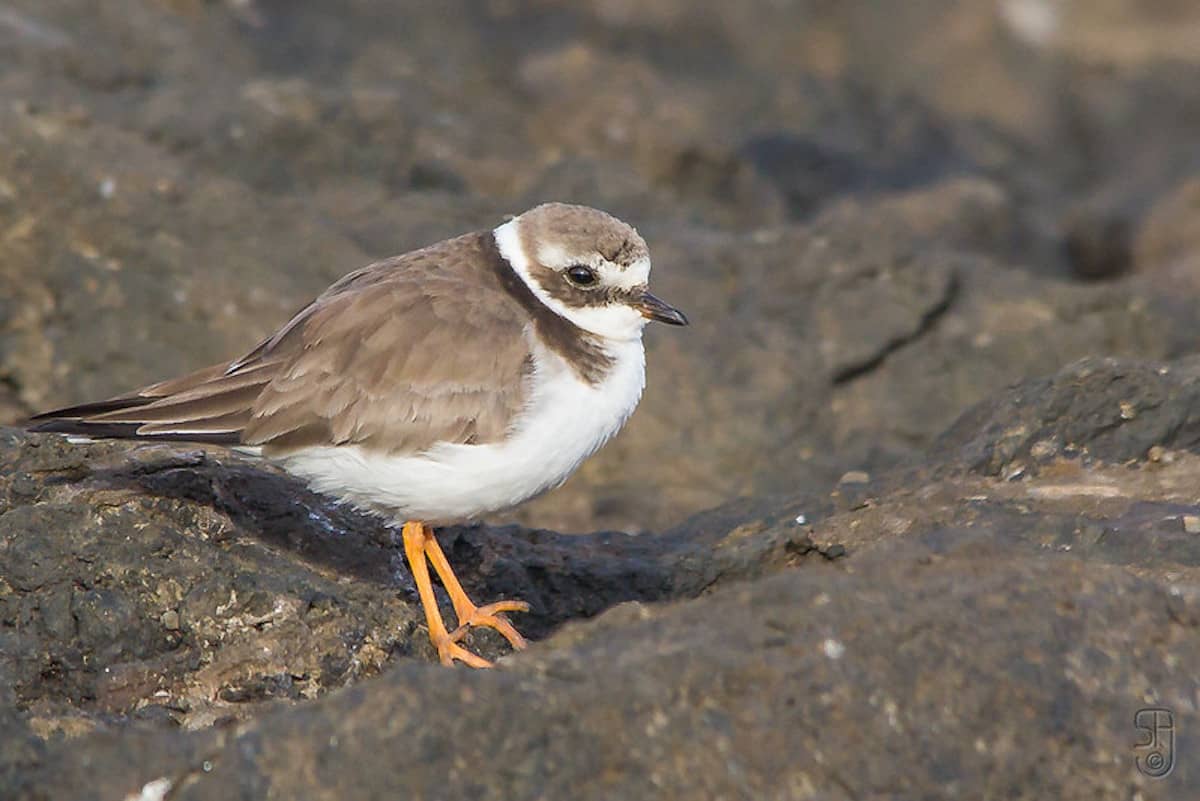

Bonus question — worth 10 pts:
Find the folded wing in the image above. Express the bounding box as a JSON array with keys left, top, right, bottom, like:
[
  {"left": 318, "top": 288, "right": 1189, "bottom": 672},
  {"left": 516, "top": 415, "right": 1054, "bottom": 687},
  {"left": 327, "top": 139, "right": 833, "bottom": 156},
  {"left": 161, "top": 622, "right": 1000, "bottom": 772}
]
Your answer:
[{"left": 30, "top": 241, "right": 534, "bottom": 456}]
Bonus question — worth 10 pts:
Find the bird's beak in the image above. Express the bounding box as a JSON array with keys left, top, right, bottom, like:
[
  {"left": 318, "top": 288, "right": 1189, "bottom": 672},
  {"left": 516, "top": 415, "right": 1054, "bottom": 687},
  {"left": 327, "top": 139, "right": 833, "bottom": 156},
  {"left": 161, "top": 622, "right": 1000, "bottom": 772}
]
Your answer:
[{"left": 635, "top": 291, "right": 689, "bottom": 326}]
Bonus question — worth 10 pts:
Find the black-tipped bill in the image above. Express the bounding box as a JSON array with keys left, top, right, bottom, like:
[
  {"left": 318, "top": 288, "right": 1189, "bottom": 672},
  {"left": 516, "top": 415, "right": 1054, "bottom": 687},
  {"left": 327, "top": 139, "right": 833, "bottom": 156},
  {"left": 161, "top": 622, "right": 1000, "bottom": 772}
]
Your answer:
[{"left": 636, "top": 291, "right": 689, "bottom": 326}]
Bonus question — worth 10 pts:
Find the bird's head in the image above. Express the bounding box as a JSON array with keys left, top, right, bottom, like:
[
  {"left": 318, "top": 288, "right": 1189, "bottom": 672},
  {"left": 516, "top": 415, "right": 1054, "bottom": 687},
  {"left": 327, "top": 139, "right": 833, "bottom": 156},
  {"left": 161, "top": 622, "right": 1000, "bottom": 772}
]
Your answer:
[{"left": 494, "top": 202, "right": 688, "bottom": 341}]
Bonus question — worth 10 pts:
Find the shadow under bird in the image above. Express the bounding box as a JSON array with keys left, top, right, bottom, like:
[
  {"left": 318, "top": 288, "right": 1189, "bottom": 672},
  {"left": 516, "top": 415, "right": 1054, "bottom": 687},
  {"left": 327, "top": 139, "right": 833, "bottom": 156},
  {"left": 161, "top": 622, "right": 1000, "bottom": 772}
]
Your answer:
[{"left": 29, "top": 202, "right": 689, "bottom": 668}]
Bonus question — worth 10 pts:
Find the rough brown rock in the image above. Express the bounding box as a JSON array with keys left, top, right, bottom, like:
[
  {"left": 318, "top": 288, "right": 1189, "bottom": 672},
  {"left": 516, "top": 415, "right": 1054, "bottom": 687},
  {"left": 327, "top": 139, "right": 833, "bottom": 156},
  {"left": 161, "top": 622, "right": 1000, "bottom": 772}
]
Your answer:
[
  {"left": 5, "top": 357, "right": 1200, "bottom": 799},
  {"left": 15, "top": 550, "right": 1200, "bottom": 801},
  {"left": 0, "top": 427, "right": 834, "bottom": 729}
]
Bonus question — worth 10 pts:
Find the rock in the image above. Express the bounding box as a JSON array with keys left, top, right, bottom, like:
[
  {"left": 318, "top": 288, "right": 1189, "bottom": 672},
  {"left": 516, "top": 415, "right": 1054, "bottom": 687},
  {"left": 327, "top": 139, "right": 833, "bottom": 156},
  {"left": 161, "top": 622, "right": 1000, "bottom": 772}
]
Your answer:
[
  {"left": 932, "top": 356, "right": 1200, "bottom": 478},
  {"left": 9, "top": 513, "right": 1200, "bottom": 800},
  {"left": 8, "top": 350, "right": 1200, "bottom": 797},
  {"left": 1135, "top": 175, "right": 1200, "bottom": 288},
  {"left": 0, "top": 427, "right": 834, "bottom": 730},
  {"left": 1063, "top": 203, "right": 1134, "bottom": 280}
]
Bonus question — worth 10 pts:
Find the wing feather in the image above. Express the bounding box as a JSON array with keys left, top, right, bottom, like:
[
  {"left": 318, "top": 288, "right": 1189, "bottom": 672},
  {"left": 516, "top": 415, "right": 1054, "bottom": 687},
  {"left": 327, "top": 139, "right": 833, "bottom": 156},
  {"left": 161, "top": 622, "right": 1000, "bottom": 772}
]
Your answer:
[{"left": 29, "top": 232, "right": 534, "bottom": 455}]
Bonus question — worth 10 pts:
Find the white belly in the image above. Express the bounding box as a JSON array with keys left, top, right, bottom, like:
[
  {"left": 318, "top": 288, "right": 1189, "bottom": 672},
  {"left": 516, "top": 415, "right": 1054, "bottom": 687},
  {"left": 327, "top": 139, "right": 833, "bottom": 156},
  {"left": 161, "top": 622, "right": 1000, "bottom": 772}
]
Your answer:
[{"left": 275, "top": 338, "right": 645, "bottom": 524}]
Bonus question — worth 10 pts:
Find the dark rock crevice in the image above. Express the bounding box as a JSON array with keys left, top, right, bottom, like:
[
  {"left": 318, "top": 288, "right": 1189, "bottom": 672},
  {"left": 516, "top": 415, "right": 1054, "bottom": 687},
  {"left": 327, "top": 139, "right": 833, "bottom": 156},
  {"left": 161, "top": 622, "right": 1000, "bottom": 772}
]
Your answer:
[{"left": 831, "top": 266, "right": 961, "bottom": 384}]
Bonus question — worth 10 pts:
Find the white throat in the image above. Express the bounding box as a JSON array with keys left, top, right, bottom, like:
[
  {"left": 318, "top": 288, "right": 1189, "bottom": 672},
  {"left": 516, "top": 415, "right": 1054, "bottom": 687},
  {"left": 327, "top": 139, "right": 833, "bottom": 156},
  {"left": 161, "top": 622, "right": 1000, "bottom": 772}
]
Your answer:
[{"left": 493, "top": 219, "right": 648, "bottom": 341}]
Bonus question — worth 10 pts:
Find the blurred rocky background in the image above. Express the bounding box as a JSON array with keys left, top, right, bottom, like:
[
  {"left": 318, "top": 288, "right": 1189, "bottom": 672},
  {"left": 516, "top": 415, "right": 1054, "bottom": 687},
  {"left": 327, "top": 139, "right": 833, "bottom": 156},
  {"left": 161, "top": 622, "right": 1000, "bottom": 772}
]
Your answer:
[{"left": 2, "top": 1, "right": 1200, "bottom": 798}]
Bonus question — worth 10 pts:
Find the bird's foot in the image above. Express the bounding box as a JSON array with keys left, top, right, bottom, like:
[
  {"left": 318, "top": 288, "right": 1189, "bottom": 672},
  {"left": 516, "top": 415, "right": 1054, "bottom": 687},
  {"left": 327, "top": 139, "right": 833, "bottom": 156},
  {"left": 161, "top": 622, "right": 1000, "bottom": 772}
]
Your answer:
[
  {"left": 401, "top": 520, "right": 531, "bottom": 669},
  {"left": 447, "top": 599, "right": 531, "bottom": 650},
  {"left": 431, "top": 631, "right": 497, "bottom": 669}
]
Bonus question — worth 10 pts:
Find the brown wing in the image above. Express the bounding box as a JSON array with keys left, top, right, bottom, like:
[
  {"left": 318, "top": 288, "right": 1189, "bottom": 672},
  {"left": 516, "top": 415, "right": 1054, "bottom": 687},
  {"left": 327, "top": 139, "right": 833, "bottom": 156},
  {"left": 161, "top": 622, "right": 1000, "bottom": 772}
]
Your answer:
[{"left": 29, "top": 234, "right": 535, "bottom": 455}]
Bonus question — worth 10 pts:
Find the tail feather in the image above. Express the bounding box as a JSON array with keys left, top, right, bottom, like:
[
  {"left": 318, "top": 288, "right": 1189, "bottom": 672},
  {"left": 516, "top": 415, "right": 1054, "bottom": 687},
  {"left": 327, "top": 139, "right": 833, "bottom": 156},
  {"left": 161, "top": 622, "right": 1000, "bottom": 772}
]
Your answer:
[
  {"left": 89, "top": 383, "right": 262, "bottom": 427},
  {"left": 26, "top": 360, "right": 274, "bottom": 447},
  {"left": 28, "top": 395, "right": 152, "bottom": 422},
  {"left": 29, "top": 416, "right": 242, "bottom": 444}
]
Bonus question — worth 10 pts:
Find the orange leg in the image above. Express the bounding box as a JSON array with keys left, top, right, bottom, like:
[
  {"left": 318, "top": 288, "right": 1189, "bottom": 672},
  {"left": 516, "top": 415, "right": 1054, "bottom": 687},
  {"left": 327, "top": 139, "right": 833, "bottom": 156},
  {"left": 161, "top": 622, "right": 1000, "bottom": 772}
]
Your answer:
[
  {"left": 400, "top": 521, "right": 529, "bottom": 668},
  {"left": 421, "top": 525, "right": 529, "bottom": 650},
  {"left": 400, "top": 521, "right": 491, "bottom": 668}
]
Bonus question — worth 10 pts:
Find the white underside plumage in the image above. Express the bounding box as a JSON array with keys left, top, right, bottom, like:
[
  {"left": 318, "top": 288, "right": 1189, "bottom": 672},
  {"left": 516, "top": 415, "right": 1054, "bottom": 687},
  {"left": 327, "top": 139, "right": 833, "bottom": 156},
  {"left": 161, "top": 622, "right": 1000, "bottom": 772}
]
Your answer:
[{"left": 276, "top": 335, "right": 645, "bottom": 523}]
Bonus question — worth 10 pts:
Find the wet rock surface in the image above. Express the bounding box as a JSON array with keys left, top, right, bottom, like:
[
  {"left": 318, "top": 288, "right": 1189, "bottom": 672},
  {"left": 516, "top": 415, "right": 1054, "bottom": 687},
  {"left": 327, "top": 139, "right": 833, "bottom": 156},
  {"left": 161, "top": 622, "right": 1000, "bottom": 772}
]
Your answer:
[{"left": 3, "top": 1, "right": 1200, "bottom": 798}]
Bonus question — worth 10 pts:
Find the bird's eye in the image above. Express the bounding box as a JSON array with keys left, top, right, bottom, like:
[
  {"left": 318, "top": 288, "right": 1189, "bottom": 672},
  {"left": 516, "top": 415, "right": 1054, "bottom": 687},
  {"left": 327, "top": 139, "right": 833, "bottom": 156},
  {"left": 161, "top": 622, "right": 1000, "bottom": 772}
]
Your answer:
[{"left": 566, "top": 265, "right": 597, "bottom": 287}]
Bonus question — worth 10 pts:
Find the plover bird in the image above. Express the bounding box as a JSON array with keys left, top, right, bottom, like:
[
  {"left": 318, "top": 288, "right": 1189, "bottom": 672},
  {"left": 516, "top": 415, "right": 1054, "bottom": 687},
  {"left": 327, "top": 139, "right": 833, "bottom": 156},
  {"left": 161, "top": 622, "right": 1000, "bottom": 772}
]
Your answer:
[{"left": 30, "top": 203, "right": 688, "bottom": 668}]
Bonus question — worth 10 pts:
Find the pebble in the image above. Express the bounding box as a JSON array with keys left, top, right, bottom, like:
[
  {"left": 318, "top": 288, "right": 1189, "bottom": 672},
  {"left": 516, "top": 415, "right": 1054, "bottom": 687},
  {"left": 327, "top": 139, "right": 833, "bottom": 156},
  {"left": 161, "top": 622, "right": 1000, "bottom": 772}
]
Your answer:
[{"left": 821, "top": 638, "right": 845, "bottom": 660}]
